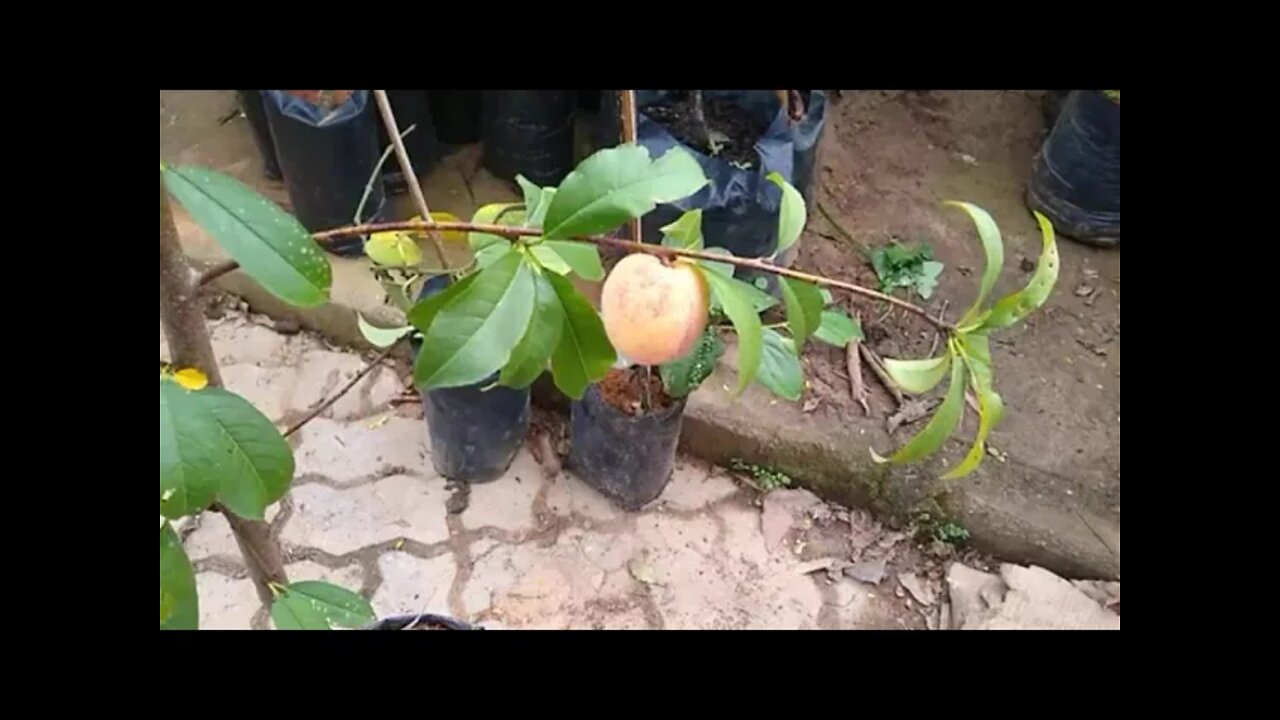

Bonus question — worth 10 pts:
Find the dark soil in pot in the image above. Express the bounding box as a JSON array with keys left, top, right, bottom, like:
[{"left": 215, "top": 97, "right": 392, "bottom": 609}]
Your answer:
[
  {"left": 568, "top": 367, "right": 686, "bottom": 511},
  {"left": 643, "top": 94, "right": 763, "bottom": 169},
  {"left": 410, "top": 275, "right": 531, "bottom": 484}
]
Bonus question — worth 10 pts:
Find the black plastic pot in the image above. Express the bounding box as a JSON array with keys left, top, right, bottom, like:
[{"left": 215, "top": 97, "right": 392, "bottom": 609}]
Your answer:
[
  {"left": 482, "top": 90, "right": 577, "bottom": 186},
  {"left": 374, "top": 90, "right": 440, "bottom": 192},
  {"left": 236, "top": 90, "right": 282, "bottom": 181},
  {"left": 428, "top": 90, "right": 482, "bottom": 145},
  {"left": 410, "top": 275, "right": 531, "bottom": 483},
  {"left": 365, "top": 613, "right": 479, "bottom": 630},
  {"left": 1027, "top": 90, "right": 1120, "bottom": 247},
  {"left": 263, "top": 90, "right": 385, "bottom": 257},
  {"left": 596, "top": 90, "right": 827, "bottom": 267},
  {"left": 578, "top": 90, "right": 602, "bottom": 112},
  {"left": 568, "top": 383, "right": 687, "bottom": 511}
]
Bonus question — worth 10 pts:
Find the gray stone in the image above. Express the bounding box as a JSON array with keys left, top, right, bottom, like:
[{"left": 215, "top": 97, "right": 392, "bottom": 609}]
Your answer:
[
  {"left": 221, "top": 364, "right": 295, "bottom": 422},
  {"left": 293, "top": 417, "right": 427, "bottom": 484},
  {"left": 460, "top": 450, "right": 543, "bottom": 533},
  {"left": 284, "top": 476, "right": 449, "bottom": 555},
  {"left": 208, "top": 318, "right": 289, "bottom": 367},
  {"left": 289, "top": 350, "right": 369, "bottom": 418},
  {"left": 196, "top": 572, "right": 260, "bottom": 630},
  {"left": 371, "top": 551, "right": 457, "bottom": 620},
  {"left": 545, "top": 472, "right": 622, "bottom": 522},
  {"left": 658, "top": 460, "right": 738, "bottom": 510}
]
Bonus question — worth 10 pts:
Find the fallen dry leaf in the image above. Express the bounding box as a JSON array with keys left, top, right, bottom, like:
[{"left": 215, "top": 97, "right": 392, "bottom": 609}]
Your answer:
[
  {"left": 795, "top": 558, "right": 838, "bottom": 575},
  {"left": 803, "top": 398, "right": 821, "bottom": 413},
  {"left": 628, "top": 559, "right": 662, "bottom": 586}
]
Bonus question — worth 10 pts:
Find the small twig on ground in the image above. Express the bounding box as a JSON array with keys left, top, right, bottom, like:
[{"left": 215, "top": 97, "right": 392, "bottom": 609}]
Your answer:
[
  {"left": 929, "top": 300, "right": 950, "bottom": 357},
  {"left": 283, "top": 345, "right": 398, "bottom": 437},
  {"left": 859, "top": 345, "right": 905, "bottom": 406},
  {"left": 847, "top": 313, "right": 870, "bottom": 415}
]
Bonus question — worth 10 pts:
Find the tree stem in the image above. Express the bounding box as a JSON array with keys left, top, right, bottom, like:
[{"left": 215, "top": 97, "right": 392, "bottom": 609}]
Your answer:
[
  {"left": 160, "top": 170, "right": 288, "bottom": 606},
  {"left": 371, "top": 90, "right": 448, "bottom": 268},
  {"left": 618, "top": 90, "right": 641, "bottom": 243}
]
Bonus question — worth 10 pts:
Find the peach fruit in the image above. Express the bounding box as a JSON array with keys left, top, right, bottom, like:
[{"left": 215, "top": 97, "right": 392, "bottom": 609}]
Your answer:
[{"left": 600, "top": 254, "right": 710, "bottom": 366}]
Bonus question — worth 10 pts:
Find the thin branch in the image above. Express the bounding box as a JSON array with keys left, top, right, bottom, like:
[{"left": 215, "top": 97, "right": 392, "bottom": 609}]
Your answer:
[
  {"left": 356, "top": 123, "right": 416, "bottom": 226},
  {"left": 201, "top": 217, "right": 952, "bottom": 330},
  {"left": 847, "top": 315, "right": 869, "bottom": 416},
  {"left": 929, "top": 300, "right": 950, "bottom": 357},
  {"left": 283, "top": 345, "right": 399, "bottom": 438},
  {"left": 372, "top": 90, "right": 448, "bottom": 269}
]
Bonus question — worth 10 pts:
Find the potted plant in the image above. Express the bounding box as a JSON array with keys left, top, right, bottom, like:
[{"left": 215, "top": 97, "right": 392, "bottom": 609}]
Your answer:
[
  {"left": 596, "top": 90, "right": 827, "bottom": 266},
  {"left": 428, "top": 90, "right": 483, "bottom": 146},
  {"left": 482, "top": 90, "right": 578, "bottom": 186},
  {"left": 236, "top": 90, "right": 282, "bottom": 181},
  {"left": 262, "top": 90, "right": 386, "bottom": 256},
  {"left": 1027, "top": 90, "right": 1120, "bottom": 247}
]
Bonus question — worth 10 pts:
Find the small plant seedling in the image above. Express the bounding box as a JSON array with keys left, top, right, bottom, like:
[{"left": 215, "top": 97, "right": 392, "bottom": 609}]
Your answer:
[
  {"left": 871, "top": 241, "right": 945, "bottom": 300},
  {"left": 729, "top": 459, "right": 793, "bottom": 491},
  {"left": 934, "top": 521, "right": 970, "bottom": 545}
]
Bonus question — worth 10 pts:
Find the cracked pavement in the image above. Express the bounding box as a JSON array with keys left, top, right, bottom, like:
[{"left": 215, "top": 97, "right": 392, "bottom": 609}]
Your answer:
[{"left": 162, "top": 305, "right": 1009, "bottom": 630}]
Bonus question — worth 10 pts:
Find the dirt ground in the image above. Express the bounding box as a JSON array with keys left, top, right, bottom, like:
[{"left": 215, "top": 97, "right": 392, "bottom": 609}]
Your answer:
[
  {"left": 775, "top": 91, "right": 1118, "bottom": 511},
  {"left": 159, "top": 90, "right": 1120, "bottom": 578}
]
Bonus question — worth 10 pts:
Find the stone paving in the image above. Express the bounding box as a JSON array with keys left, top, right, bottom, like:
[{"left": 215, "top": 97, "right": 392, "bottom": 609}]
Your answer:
[{"left": 163, "top": 306, "right": 1118, "bottom": 630}]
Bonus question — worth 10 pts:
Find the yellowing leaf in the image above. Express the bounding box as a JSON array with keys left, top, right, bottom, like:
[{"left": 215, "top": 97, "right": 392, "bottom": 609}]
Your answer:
[
  {"left": 173, "top": 368, "right": 209, "bottom": 391},
  {"left": 410, "top": 212, "right": 467, "bottom": 244},
  {"left": 365, "top": 230, "right": 424, "bottom": 267}
]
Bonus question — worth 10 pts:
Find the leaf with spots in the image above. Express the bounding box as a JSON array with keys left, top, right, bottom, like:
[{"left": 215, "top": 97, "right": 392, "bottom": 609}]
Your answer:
[
  {"left": 160, "top": 377, "right": 294, "bottom": 520},
  {"left": 271, "top": 581, "right": 375, "bottom": 630},
  {"left": 162, "top": 165, "right": 331, "bottom": 308},
  {"left": 978, "top": 211, "right": 1060, "bottom": 331}
]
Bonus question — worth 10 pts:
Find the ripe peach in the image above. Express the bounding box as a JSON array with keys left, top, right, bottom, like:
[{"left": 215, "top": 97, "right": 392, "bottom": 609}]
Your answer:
[{"left": 600, "top": 254, "right": 709, "bottom": 366}]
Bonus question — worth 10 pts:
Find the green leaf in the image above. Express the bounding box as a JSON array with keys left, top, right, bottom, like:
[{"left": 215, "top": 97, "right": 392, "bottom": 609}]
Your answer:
[
  {"left": 357, "top": 313, "right": 412, "bottom": 348},
  {"left": 707, "top": 273, "right": 778, "bottom": 314},
  {"left": 160, "top": 380, "right": 293, "bottom": 520},
  {"left": 364, "top": 230, "right": 424, "bottom": 268},
  {"left": 702, "top": 267, "right": 763, "bottom": 394},
  {"left": 162, "top": 165, "right": 330, "bottom": 308},
  {"left": 516, "top": 176, "right": 558, "bottom": 229},
  {"left": 944, "top": 201, "right": 1005, "bottom": 326},
  {"left": 757, "top": 329, "right": 804, "bottom": 401},
  {"left": 542, "top": 145, "right": 708, "bottom": 240},
  {"left": 547, "top": 272, "right": 616, "bottom": 399},
  {"left": 542, "top": 241, "right": 604, "bottom": 280},
  {"left": 812, "top": 310, "right": 862, "bottom": 347},
  {"left": 661, "top": 209, "right": 704, "bottom": 249},
  {"left": 779, "top": 278, "right": 824, "bottom": 347},
  {"left": 270, "top": 581, "right": 375, "bottom": 630},
  {"left": 406, "top": 273, "right": 477, "bottom": 335},
  {"left": 942, "top": 334, "right": 1004, "bottom": 480},
  {"left": 659, "top": 328, "right": 724, "bottom": 397},
  {"left": 530, "top": 244, "right": 573, "bottom": 274},
  {"left": 873, "top": 342, "right": 968, "bottom": 465},
  {"left": 499, "top": 270, "right": 565, "bottom": 388},
  {"left": 979, "top": 211, "right": 1060, "bottom": 331},
  {"left": 696, "top": 247, "right": 736, "bottom": 279},
  {"left": 415, "top": 251, "right": 536, "bottom": 390},
  {"left": 883, "top": 355, "right": 951, "bottom": 395},
  {"left": 160, "top": 522, "right": 198, "bottom": 630},
  {"left": 766, "top": 172, "right": 806, "bottom": 257},
  {"left": 820, "top": 288, "right": 835, "bottom": 305},
  {"left": 475, "top": 242, "right": 512, "bottom": 268}
]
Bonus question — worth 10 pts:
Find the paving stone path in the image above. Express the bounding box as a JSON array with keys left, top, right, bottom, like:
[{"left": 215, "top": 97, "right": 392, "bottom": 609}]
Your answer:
[{"left": 163, "top": 306, "right": 1116, "bottom": 630}]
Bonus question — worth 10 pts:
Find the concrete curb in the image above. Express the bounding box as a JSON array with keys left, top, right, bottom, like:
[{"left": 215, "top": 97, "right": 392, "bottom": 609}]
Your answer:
[{"left": 200, "top": 254, "right": 1119, "bottom": 582}]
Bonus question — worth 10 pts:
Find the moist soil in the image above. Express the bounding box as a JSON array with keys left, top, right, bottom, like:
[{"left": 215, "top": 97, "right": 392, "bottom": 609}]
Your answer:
[
  {"left": 597, "top": 367, "right": 674, "bottom": 416},
  {"left": 644, "top": 93, "right": 762, "bottom": 168}
]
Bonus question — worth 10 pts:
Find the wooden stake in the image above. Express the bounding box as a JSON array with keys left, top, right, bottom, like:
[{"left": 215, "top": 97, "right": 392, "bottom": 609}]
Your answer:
[{"left": 619, "top": 90, "right": 641, "bottom": 243}]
